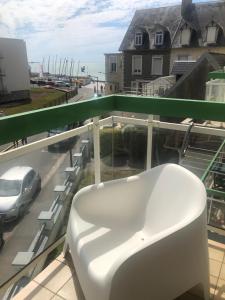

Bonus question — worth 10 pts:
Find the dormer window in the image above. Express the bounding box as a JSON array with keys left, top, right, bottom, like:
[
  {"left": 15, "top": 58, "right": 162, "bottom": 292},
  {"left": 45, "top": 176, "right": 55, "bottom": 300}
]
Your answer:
[
  {"left": 180, "top": 24, "right": 191, "bottom": 46},
  {"left": 206, "top": 21, "right": 218, "bottom": 44},
  {"left": 155, "top": 31, "right": 164, "bottom": 46},
  {"left": 135, "top": 32, "right": 143, "bottom": 46}
]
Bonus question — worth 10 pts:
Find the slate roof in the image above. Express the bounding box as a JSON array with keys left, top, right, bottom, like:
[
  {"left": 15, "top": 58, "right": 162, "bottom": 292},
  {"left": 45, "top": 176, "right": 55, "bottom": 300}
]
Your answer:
[
  {"left": 171, "top": 61, "right": 196, "bottom": 75},
  {"left": 166, "top": 52, "right": 225, "bottom": 99},
  {"left": 119, "top": 1, "right": 225, "bottom": 51}
]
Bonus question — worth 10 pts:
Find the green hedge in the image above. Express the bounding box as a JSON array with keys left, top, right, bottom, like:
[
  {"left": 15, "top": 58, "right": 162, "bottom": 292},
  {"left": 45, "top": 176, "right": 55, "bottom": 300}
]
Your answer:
[
  {"left": 122, "top": 125, "right": 147, "bottom": 168},
  {"left": 100, "top": 125, "right": 147, "bottom": 168}
]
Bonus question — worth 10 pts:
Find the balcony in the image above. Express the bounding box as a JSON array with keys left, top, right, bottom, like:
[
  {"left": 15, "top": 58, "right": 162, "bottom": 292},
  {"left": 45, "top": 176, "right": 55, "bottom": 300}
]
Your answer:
[
  {"left": 0, "top": 78, "right": 225, "bottom": 299},
  {"left": 9, "top": 240, "right": 225, "bottom": 300}
]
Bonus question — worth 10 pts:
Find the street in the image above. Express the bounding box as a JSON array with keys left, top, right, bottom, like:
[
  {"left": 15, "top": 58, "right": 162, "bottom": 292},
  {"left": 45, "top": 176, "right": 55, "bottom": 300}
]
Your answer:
[{"left": 0, "top": 84, "right": 95, "bottom": 286}]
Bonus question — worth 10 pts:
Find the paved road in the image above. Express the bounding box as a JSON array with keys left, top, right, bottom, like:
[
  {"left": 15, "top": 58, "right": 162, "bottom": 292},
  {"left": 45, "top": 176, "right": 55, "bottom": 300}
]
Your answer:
[
  {"left": 0, "top": 85, "right": 94, "bottom": 285},
  {"left": 69, "top": 83, "right": 101, "bottom": 102}
]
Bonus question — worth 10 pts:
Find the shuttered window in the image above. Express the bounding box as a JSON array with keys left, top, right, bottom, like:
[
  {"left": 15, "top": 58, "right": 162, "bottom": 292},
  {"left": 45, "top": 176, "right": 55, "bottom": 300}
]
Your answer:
[
  {"left": 132, "top": 55, "right": 142, "bottom": 75},
  {"left": 180, "top": 28, "right": 191, "bottom": 46},
  {"left": 151, "top": 56, "right": 163, "bottom": 75},
  {"left": 207, "top": 26, "right": 218, "bottom": 44}
]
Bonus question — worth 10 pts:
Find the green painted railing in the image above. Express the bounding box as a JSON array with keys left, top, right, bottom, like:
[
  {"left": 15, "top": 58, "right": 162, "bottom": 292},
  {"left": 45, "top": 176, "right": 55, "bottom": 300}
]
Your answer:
[
  {"left": 1, "top": 95, "right": 225, "bottom": 145},
  {"left": 201, "top": 139, "right": 225, "bottom": 183},
  {"left": 0, "top": 96, "right": 114, "bottom": 145},
  {"left": 206, "top": 188, "right": 225, "bottom": 198},
  {"left": 201, "top": 138, "right": 225, "bottom": 200},
  {"left": 208, "top": 70, "right": 225, "bottom": 80}
]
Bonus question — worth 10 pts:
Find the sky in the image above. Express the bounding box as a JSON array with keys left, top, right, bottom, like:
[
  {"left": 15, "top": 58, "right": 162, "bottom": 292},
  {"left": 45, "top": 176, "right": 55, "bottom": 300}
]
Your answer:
[{"left": 0, "top": 0, "right": 216, "bottom": 78}]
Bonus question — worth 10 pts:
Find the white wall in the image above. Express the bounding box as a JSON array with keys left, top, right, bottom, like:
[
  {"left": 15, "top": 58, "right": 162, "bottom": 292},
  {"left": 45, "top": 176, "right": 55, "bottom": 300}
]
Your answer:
[
  {"left": 0, "top": 38, "right": 30, "bottom": 93},
  {"left": 105, "top": 53, "right": 123, "bottom": 94}
]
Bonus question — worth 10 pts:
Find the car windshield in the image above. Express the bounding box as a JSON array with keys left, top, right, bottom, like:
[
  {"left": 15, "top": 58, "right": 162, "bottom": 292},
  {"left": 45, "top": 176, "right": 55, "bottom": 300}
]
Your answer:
[{"left": 0, "top": 179, "right": 21, "bottom": 196}]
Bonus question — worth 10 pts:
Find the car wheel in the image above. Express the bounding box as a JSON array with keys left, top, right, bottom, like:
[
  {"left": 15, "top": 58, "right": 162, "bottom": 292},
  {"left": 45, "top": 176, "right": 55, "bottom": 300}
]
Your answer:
[
  {"left": 34, "top": 178, "right": 41, "bottom": 198},
  {"left": 0, "top": 236, "right": 4, "bottom": 250},
  {"left": 37, "top": 178, "right": 41, "bottom": 193},
  {"left": 18, "top": 206, "right": 25, "bottom": 219}
]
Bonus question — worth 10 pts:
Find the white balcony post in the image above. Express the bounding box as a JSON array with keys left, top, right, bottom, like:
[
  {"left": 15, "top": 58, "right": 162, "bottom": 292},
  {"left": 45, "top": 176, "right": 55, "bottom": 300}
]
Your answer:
[
  {"left": 146, "top": 115, "right": 153, "bottom": 169},
  {"left": 208, "top": 80, "right": 213, "bottom": 101},
  {"left": 93, "top": 117, "right": 101, "bottom": 184}
]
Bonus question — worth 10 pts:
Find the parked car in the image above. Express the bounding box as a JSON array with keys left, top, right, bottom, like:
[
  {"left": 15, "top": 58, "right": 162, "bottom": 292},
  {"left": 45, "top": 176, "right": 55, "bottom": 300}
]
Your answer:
[
  {"left": 54, "top": 81, "right": 70, "bottom": 87},
  {"left": 47, "top": 122, "right": 80, "bottom": 152},
  {"left": 0, "top": 166, "right": 41, "bottom": 221}
]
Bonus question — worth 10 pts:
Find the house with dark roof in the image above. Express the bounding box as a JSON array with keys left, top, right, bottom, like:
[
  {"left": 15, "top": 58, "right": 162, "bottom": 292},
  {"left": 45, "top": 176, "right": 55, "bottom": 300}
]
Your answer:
[{"left": 119, "top": 0, "right": 225, "bottom": 92}]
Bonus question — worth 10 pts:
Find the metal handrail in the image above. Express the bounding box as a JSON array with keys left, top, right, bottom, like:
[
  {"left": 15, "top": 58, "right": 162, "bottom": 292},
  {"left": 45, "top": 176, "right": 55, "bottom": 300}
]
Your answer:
[
  {"left": 201, "top": 139, "right": 225, "bottom": 183},
  {"left": 179, "top": 122, "right": 194, "bottom": 160}
]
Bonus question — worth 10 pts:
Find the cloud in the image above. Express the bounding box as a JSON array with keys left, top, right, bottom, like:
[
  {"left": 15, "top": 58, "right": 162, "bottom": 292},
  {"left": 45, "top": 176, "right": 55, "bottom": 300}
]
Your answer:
[{"left": 0, "top": 0, "right": 211, "bottom": 75}]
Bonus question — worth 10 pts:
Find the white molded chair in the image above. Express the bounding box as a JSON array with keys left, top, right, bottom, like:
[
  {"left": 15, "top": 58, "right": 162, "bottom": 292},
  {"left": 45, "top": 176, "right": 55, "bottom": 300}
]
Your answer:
[{"left": 64, "top": 164, "right": 209, "bottom": 300}]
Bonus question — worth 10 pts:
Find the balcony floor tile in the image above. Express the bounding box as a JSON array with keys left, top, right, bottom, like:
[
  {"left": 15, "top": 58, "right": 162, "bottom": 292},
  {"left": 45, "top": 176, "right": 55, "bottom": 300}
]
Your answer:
[
  {"left": 12, "top": 239, "right": 225, "bottom": 300},
  {"left": 12, "top": 280, "right": 55, "bottom": 300},
  {"left": 34, "top": 259, "right": 73, "bottom": 294},
  {"left": 210, "top": 259, "right": 222, "bottom": 278},
  {"left": 208, "top": 240, "right": 225, "bottom": 262},
  {"left": 57, "top": 278, "right": 79, "bottom": 300},
  {"left": 51, "top": 296, "right": 65, "bottom": 300},
  {"left": 213, "top": 279, "right": 225, "bottom": 300}
]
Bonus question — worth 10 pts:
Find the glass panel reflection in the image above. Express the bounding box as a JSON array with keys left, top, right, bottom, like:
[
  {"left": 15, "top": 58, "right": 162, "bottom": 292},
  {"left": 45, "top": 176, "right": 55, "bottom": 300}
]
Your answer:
[{"left": 0, "top": 127, "right": 93, "bottom": 292}]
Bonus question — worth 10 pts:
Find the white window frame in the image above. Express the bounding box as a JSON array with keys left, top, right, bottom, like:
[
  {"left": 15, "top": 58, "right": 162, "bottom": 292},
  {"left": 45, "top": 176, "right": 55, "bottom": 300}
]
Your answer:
[
  {"left": 177, "top": 55, "right": 191, "bottom": 61},
  {"left": 180, "top": 27, "right": 191, "bottom": 46},
  {"left": 132, "top": 55, "right": 142, "bottom": 75},
  {"left": 155, "top": 31, "right": 164, "bottom": 46},
  {"left": 151, "top": 55, "right": 163, "bottom": 76},
  {"left": 109, "top": 55, "right": 117, "bottom": 73},
  {"left": 206, "top": 26, "right": 218, "bottom": 44},
  {"left": 135, "top": 32, "right": 143, "bottom": 46}
]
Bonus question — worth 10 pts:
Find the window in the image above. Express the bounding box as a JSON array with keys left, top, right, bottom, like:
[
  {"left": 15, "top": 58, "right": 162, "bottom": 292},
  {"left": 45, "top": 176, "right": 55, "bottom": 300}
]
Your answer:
[
  {"left": 131, "top": 81, "right": 137, "bottom": 90},
  {"left": 132, "top": 55, "right": 142, "bottom": 75},
  {"left": 151, "top": 56, "right": 163, "bottom": 75},
  {"left": 24, "top": 170, "right": 35, "bottom": 188},
  {"left": 109, "top": 56, "right": 117, "bottom": 72},
  {"left": 180, "top": 26, "right": 191, "bottom": 46},
  {"left": 206, "top": 25, "right": 218, "bottom": 44},
  {"left": 155, "top": 31, "right": 164, "bottom": 46},
  {"left": 135, "top": 32, "right": 143, "bottom": 46},
  {"left": 177, "top": 55, "right": 191, "bottom": 61}
]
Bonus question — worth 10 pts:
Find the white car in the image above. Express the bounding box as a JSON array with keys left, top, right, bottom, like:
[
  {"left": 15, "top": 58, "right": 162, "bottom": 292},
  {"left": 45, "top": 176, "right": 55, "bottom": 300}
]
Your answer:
[
  {"left": 0, "top": 166, "right": 41, "bottom": 221},
  {"left": 54, "top": 81, "right": 70, "bottom": 87}
]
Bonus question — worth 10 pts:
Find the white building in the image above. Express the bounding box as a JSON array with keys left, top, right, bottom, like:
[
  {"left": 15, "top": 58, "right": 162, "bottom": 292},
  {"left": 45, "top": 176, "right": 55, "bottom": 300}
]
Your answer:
[
  {"left": 105, "top": 53, "right": 123, "bottom": 95},
  {"left": 0, "top": 37, "right": 30, "bottom": 104}
]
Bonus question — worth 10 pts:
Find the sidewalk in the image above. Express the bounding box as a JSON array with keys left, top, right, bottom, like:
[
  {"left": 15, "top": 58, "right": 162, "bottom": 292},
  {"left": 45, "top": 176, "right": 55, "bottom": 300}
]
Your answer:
[{"left": 0, "top": 142, "right": 17, "bottom": 153}]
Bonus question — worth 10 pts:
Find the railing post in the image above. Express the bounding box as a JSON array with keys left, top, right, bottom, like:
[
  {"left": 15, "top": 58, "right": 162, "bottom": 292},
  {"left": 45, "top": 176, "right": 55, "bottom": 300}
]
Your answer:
[
  {"left": 208, "top": 80, "right": 213, "bottom": 101},
  {"left": 93, "top": 117, "right": 101, "bottom": 184},
  {"left": 146, "top": 115, "right": 153, "bottom": 169}
]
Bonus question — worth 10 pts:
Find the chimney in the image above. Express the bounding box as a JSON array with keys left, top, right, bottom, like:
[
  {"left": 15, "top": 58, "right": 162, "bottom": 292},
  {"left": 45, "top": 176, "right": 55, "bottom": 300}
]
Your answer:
[{"left": 181, "top": 0, "right": 193, "bottom": 18}]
